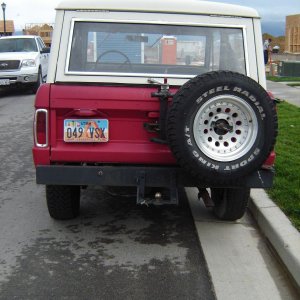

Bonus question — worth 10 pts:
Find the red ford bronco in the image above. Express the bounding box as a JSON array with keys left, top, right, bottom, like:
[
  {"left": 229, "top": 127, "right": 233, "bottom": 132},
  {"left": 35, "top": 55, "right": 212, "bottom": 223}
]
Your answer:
[{"left": 33, "top": 0, "right": 277, "bottom": 221}]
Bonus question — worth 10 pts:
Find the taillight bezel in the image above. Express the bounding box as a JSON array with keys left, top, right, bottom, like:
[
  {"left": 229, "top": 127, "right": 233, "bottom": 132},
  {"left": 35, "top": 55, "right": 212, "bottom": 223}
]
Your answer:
[{"left": 34, "top": 109, "right": 48, "bottom": 147}]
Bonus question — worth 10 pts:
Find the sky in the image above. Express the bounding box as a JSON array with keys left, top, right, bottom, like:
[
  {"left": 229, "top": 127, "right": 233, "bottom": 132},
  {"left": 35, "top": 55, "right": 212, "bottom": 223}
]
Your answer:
[
  {"left": 208, "top": 0, "right": 300, "bottom": 35},
  {"left": 1, "top": 0, "right": 300, "bottom": 35}
]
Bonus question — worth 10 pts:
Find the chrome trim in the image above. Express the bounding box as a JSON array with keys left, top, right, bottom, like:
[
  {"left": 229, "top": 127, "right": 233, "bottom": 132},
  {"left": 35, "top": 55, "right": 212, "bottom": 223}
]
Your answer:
[
  {"left": 34, "top": 109, "right": 48, "bottom": 148},
  {"left": 65, "top": 18, "right": 76, "bottom": 76},
  {"left": 65, "top": 71, "right": 196, "bottom": 79},
  {"left": 242, "top": 27, "right": 250, "bottom": 76},
  {"left": 65, "top": 18, "right": 249, "bottom": 77}
]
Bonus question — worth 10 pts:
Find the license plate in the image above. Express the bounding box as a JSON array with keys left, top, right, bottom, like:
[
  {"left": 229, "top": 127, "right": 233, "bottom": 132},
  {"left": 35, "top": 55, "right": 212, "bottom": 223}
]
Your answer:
[
  {"left": 0, "top": 79, "right": 10, "bottom": 86},
  {"left": 64, "top": 119, "right": 109, "bottom": 142}
]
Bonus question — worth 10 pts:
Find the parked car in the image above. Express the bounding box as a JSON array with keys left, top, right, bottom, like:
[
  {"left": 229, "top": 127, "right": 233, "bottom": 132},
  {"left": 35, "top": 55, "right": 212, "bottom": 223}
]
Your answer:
[
  {"left": 33, "top": 0, "right": 277, "bottom": 221},
  {"left": 0, "top": 35, "right": 50, "bottom": 92},
  {"left": 272, "top": 45, "right": 280, "bottom": 53}
]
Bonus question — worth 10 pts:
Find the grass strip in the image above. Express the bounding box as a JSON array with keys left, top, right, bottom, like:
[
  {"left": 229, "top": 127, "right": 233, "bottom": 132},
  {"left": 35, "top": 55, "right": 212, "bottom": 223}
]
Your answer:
[
  {"left": 267, "top": 102, "right": 300, "bottom": 230},
  {"left": 287, "top": 83, "right": 300, "bottom": 87},
  {"left": 267, "top": 76, "right": 300, "bottom": 82}
]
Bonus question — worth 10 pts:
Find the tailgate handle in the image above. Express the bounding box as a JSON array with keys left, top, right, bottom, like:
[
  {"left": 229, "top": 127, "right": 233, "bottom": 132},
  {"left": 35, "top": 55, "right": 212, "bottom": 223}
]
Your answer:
[{"left": 67, "top": 109, "right": 108, "bottom": 117}]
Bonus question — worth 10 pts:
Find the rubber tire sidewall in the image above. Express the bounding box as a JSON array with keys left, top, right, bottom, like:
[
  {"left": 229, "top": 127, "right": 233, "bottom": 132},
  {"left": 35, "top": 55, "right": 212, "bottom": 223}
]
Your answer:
[
  {"left": 46, "top": 185, "right": 80, "bottom": 220},
  {"left": 167, "top": 71, "right": 277, "bottom": 182},
  {"left": 211, "top": 187, "right": 250, "bottom": 221},
  {"left": 32, "top": 68, "right": 42, "bottom": 94}
]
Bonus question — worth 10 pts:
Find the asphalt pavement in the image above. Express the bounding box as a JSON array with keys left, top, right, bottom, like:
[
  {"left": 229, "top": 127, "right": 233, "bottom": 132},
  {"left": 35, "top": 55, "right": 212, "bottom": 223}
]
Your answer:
[
  {"left": 0, "top": 90, "right": 215, "bottom": 299},
  {"left": 0, "top": 85, "right": 299, "bottom": 299}
]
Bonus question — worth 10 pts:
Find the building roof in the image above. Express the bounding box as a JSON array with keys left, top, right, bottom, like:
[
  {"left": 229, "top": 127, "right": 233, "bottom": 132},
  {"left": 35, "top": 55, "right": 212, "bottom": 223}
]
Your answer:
[
  {"left": 56, "top": 0, "right": 259, "bottom": 18},
  {"left": 25, "top": 23, "right": 54, "bottom": 30},
  {"left": 0, "top": 20, "right": 15, "bottom": 33}
]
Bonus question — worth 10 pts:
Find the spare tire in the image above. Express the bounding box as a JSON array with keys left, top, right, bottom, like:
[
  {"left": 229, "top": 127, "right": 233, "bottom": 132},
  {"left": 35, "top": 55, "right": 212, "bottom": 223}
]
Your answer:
[{"left": 167, "top": 71, "right": 277, "bottom": 182}]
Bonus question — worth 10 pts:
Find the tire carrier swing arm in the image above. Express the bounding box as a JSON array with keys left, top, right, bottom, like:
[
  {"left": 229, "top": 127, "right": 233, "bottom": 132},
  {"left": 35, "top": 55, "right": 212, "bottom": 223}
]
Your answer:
[
  {"left": 146, "top": 78, "right": 174, "bottom": 144},
  {"left": 137, "top": 78, "right": 178, "bottom": 206}
]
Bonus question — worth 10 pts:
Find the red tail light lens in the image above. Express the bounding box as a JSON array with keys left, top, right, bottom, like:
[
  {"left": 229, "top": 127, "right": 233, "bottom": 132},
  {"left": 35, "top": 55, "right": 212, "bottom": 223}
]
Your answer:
[
  {"left": 262, "top": 150, "right": 276, "bottom": 169},
  {"left": 34, "top": 109, "right": 48, "bottom": 147},
  {"left": 267, "top": 91, "right": 278, "bottom": 112}
]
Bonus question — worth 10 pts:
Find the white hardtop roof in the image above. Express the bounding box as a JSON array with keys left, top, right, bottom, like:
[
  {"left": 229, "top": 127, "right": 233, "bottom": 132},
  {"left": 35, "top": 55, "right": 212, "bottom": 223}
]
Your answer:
[{"left": 56, "top": 0, "right": 259, "bottom": 18}]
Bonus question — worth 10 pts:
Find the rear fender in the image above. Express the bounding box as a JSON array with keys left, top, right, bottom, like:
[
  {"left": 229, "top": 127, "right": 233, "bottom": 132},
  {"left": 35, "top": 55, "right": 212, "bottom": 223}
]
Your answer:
[
  {"left": 35, "top": 83, "right": 50, "bottom": 109},
  {"left": 33, "top": 84, "right": 51, "bottom": 166}
]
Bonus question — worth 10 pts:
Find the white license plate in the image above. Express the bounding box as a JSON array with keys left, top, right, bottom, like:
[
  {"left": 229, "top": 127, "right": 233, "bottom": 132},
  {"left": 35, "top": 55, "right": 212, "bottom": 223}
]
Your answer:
[
  {"left": 64, "top": 119, "right": 109, "bottom": 142},
  {"left": 0, "top": 79, "right": 10, "bottom": 86}
]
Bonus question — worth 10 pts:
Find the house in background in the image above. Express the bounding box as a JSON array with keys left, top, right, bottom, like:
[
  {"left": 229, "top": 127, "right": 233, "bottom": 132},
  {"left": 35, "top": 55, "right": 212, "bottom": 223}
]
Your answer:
[
  {"left": 285, "top": 14, "right": 300, "bottom": 53},
  {"left": 0, "top": 20, "right": 15, "bottom": 36},
  {"left": 23, "top": 23, "right": 53, "bottom": 47}
]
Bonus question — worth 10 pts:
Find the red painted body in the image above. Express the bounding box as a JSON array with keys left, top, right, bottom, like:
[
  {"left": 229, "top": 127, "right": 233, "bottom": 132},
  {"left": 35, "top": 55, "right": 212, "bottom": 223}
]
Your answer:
[
  {"left": 33, "top": 84, "right": 275, "bottom": 168},
  {"left": 33, "top": 84, "right": 178, "bottom": 166}
]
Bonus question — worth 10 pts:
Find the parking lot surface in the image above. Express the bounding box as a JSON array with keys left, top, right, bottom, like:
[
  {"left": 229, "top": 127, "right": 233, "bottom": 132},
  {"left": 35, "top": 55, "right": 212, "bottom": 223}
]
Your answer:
[
  {"left": 0, "top": 89, "right": 299, "bottom": 300},
  {"left": 0, "top": 90, "right": 214, "bottom": 299}
]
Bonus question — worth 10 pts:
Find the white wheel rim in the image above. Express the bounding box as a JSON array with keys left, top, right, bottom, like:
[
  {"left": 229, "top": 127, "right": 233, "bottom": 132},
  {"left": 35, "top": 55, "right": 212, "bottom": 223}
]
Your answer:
[{"left": 193, "top": 95, "right": 258, "bottom": 162}]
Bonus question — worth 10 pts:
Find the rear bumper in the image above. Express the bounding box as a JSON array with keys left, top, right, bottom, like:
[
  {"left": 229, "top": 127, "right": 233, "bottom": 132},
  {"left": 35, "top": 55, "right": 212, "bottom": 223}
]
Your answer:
[{"left": 36, "top": 165, "right": 274, "bottom": 188}]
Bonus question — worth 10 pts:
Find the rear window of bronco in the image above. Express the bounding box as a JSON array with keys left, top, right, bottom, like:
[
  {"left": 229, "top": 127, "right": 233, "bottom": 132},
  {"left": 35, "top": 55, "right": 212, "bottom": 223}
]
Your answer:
[{"left": 67, "top": 20, "right": 246, "bottom": 78}]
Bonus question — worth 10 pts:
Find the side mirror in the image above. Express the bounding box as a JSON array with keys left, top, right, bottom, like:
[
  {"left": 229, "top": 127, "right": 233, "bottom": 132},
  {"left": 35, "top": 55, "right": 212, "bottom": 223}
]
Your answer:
[{"left": 40, "top": 47, "right": 50, "bottom": 54}]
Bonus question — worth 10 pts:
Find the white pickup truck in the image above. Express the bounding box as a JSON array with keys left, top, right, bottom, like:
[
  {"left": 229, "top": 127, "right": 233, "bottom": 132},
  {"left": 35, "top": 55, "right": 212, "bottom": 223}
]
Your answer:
[{"left": 0, "top": 35, "right": 50, "bottom": 93}]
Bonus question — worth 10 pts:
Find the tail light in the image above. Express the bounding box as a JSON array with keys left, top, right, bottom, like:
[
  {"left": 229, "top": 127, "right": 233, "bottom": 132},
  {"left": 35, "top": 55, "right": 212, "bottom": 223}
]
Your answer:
[
  {"left": 264, "top": 91, "right": 277, "bottom": 168},
  {"left": 267, "top": 91, "right": 278, "bottom": 112},
  {"left": 262, "top": 150, "right": 276, "bottom": 169},
  {"left": 34, "top": 109, "right": 48, "bottom": 147},
  {"left": 267, "top": 91, "right": 275, "bottom": 99}
]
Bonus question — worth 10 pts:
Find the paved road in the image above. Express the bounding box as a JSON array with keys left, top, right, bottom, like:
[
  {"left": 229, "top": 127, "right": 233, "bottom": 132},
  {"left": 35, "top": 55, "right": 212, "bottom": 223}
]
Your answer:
[
  {"left": 0, "top": 88, "right": 299, "bottom": 300},
  {"left": 0, "top": 90, "right": 214, "bottom": 299}
]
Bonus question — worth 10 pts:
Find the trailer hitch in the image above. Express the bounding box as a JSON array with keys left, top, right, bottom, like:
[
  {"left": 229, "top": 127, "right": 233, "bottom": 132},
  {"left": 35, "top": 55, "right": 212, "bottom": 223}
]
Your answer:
[{"left": 136, "top": 171, "right": 178, "bottom": 206}]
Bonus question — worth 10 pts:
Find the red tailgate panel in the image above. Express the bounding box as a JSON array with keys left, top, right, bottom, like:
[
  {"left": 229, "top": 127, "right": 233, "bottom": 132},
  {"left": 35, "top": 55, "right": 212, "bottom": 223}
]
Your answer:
[{"left": 49, "top": 84, "right": 177, "bottom": 165}]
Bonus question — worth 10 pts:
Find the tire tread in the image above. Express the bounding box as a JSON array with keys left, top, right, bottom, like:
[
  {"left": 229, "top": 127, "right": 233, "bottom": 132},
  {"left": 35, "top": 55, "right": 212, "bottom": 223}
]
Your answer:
[
  {"left": 46, "top": 185, "right": 80, "bottom": 220},
  {"left": 167, "top": 71, "right": 278, "bottom": 183}
]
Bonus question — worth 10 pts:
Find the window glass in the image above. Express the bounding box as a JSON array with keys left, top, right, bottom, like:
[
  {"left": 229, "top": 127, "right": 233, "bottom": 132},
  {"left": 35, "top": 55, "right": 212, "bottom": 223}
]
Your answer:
[
  {"left": 37, "top": 38, "right": 46, "bottom": 50},
  {"left": 0, "top": 38, "right": 38, "bottom": 52},
  {"left": 68, "top": 22, "right": 246, "bottom": 76}
]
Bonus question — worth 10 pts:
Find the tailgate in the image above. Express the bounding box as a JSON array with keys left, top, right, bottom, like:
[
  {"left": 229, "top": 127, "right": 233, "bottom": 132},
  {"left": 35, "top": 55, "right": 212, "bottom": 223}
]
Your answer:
[{"left": 49, "top": 84, "right": 176, "bottom": 165}]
